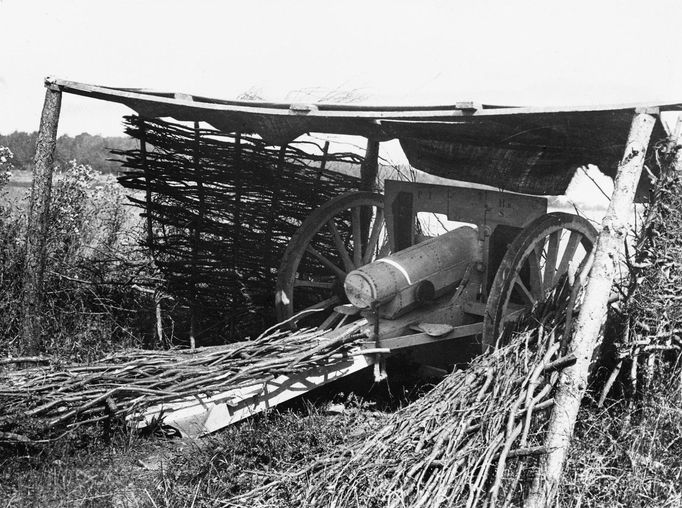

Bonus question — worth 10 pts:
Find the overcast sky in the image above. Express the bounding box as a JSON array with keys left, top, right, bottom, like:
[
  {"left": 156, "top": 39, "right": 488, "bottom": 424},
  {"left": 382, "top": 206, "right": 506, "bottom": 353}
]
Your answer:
[{"left": 1, "top": 0, "right": 681, "bottom": 139}]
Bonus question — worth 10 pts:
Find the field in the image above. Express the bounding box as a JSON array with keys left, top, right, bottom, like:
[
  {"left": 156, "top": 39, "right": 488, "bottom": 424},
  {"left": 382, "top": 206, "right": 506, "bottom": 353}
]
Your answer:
[{"left": 3, "top": 171, "right": 31, "bottom": 204}]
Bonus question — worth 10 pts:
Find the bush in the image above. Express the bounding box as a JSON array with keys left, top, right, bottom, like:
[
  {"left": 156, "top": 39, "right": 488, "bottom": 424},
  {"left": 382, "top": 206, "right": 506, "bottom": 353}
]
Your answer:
[{"left": 0, "top": 159, "right": 159, "bottom": 359}]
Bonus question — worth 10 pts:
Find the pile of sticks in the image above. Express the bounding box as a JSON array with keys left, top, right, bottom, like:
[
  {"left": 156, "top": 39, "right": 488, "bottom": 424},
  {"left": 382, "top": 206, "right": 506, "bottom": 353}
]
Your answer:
[
  {"left": 599, "top": 140, "right": 682, "bottom": 403},
  {"left": 0, "top": 321, "right": 366, "bottom": 443},
  {"left": 113, "top": 116, "right": 362, "bottom": 340},
  {"left": 226, "top": 285, "right": 580, "bottom": 508}
]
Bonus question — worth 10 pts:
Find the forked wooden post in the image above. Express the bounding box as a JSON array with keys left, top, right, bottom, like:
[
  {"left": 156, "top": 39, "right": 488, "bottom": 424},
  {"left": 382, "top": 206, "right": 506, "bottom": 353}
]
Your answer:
[
  {"left": 525, "top": 110, "right": 657, "bottom": 506},
  {"left": 21, "top": 79, "right": 62, "bottom": 354}
]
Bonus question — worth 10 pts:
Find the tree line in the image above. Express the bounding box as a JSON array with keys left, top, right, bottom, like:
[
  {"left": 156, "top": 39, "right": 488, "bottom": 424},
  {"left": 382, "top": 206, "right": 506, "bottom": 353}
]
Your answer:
[{"left": 0, "top": 131, "right": 137, "bottom": 173}]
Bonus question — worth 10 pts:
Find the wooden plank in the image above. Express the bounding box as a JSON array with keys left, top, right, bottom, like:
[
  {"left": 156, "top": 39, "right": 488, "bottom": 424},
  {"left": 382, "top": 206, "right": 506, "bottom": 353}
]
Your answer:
[{"left": 135, "top": 353, "right": 375, "bottom": 437}]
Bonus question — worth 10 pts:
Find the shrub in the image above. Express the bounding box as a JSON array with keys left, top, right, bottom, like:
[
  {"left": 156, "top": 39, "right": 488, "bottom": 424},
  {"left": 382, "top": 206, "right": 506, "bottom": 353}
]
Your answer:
[{"left": 0, "top": 159, "right": 159, "bottom": 359}]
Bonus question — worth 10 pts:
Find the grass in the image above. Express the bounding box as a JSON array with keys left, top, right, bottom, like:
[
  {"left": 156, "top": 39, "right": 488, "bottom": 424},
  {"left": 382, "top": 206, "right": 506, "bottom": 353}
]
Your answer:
[
  {"left": 0, "top": 396, "right": 391, "bottom": 508},
  {"left": 1, "top": 375, "right": 678, "bottom": 508},
  {"left": 0, "top": 426, "right": 160, "bottom": 507},
  {"left": 559, "top": 384, "right": 682, "bottom": 507}
]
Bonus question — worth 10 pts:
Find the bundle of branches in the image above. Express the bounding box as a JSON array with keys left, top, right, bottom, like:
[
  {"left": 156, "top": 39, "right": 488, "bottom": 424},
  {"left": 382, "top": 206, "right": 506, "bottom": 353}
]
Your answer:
[
  {"left": 226, "top": 285, "right": 581, "bottom": 508},
  {"left": 600, "top": 140, "right": 682, "bottom": 403},
  {"left": 0, "top": 320, "right": 366, "bottom": 444},
  {"left": 113, "top": 116, "right": 363, "bottom": 341}
]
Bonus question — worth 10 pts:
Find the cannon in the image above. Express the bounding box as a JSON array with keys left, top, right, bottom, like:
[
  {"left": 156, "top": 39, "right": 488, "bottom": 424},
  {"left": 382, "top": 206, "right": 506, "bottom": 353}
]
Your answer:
[{"left": 276, "top": 179, "right": 597, "bottom": 369}]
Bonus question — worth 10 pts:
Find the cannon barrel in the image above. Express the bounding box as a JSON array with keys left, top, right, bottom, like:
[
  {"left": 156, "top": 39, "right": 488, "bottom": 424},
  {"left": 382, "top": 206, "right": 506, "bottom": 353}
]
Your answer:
[{"left": 344, "top": 226, "right": 480, "bottom": 318}]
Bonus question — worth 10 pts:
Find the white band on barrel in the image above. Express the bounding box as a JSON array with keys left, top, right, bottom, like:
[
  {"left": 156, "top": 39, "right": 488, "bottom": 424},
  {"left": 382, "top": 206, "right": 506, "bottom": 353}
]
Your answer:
[{"left": 375, "top": 258, "right": 412, "bottom": 285}]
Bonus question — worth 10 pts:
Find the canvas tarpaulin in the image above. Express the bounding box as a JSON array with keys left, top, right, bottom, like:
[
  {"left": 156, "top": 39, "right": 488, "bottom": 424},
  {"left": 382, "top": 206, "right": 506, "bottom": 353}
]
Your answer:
[
  {"left": 50, "top": 77, "right": 679, "bottom": 195},
  {"left": 384, "top": 109, "right": 670, "bottom": 194}
]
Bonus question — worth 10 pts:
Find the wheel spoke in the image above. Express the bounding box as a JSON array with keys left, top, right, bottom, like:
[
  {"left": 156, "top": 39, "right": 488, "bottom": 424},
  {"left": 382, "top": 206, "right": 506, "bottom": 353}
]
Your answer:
[
  {"left": 576, "top": 249, "right": 594, "bottom": 279},
  {"left": 526, "top": 248, "right": 544, "bottom": 299},
  {"left": 534, "top": 241, "right": 546, "bottom": 265},
  {"left": 305, "top": 246, "right": 347, "bottom": 280},
  {"left": 554, "top": 231, "right": 582, "bottom": 286},
  {"left": 362, "top": 208, "right": 384, "bottom": 265},
  {"left": 542, "top": 230, "right": 561, "bottom": 292},
  {"left": 294, "top": 279, "right": 335, "bottom": 289},
  {"left": 327, "top": 219, "right": 355, "bottom": 273},
  {"left": 514, "top": 276, "right": 537, "bottom": 305},
  {"left": 352, "top": 206, "right": 362, "bottom": 268}
]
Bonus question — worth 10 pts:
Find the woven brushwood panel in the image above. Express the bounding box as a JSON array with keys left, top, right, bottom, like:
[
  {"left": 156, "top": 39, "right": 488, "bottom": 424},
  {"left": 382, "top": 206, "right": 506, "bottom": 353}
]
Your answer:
[{"left": 114, "top": 116, "right": 361, "bottom": 342}]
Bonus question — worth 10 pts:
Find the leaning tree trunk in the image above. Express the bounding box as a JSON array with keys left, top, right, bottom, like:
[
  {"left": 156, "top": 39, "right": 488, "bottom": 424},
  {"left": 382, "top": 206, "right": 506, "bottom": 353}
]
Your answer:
[
  {"left": 21, "top": 81, "right": 62, "bottom": 355},
  {"left": 525, "top": 111, "right": 656, "bottom": 506}
]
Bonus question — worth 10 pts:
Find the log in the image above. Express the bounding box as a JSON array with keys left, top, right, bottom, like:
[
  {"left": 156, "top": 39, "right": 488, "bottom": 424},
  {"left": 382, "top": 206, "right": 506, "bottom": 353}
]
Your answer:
[
  {"left": 525, "top": 111, "right": 656, "bottom": 507},
  {"left": 21, "top": 79, "right": 62, "bottom": 355}
]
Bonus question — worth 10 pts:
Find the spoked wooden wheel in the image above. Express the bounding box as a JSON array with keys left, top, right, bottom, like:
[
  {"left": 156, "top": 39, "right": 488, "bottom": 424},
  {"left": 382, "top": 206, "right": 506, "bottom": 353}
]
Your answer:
[
  {"left": 275, "top": 191, "right": 387, "bottom": 329},
  {"left": 483, "top": 212, "right": 597, "bottom": 350}
]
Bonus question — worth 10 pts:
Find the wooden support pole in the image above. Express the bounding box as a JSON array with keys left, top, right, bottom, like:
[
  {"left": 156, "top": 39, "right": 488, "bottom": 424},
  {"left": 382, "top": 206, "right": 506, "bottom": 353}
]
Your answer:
[
  {"left": 230, "top": 133, "right": 243, "bottom": 336},
  {"left": 359, "top": 138, "right": 380, "bottom": 250},
  {"left": 313, "top": 140, "right": 330, "bottom": 195},
  {"left": 262, "top": 145, "right": 286, "bottom": 289},
  {"left": 232, "top": 132, "right": 243, "bottom": 272},
  {"left": 21, "top": 81, "right": 62, "bottom": 355},
  {"left": 189, "top": 121, "right": 204, "bottom": 350},
  {"left": 359, "top": 137, "right": 380, "bottom": 192},
  {"left": 139, "top": 121, "right": 154, "bottom": 251},
  {"left": 525, "top": 111, "right": 657, "bottom": 507}
]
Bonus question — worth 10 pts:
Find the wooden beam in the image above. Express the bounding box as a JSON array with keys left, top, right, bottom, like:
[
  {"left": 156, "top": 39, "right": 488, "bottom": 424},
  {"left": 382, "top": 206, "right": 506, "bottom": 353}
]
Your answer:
[
  {"left": 21, "top": 81, "right": 62, "bottom": 355},
  {"left": 50, "top": 78, "right": 682, "bottom": 119},
  {"left": 525, "top": 112, "right": 657, "bottom": 507}
]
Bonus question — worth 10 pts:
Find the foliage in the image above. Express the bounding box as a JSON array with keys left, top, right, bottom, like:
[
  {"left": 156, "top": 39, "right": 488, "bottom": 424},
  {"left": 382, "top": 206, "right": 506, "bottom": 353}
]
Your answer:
[
  {"left": 0, "top": 147, "right": 13, "bottom": 189},
  {"left": 0, "top": 159, "right": 158, "bottom": 359}
]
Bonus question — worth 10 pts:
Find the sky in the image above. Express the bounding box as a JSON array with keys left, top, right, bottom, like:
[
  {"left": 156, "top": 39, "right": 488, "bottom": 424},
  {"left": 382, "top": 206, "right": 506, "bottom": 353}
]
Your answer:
[{"left": 1, "top": 0, "right": 682, "bottom": 143}]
